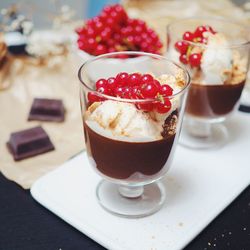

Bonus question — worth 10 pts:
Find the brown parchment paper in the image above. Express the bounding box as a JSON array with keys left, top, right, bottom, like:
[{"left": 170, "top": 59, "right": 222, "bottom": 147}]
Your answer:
[{"left": 0, "top": 52, "right": 84, "bottom": 189}]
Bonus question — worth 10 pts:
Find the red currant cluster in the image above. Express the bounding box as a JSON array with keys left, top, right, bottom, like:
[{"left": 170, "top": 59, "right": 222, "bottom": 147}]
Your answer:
[
  {"left": 76, "top": 4, "right": 163, "bottom": 57},
  {"left": 88, "top": 72, "right": 173, "bottom": 113},
  {"left": 174, "top": 25, "right": 216, "bottom": 67}
]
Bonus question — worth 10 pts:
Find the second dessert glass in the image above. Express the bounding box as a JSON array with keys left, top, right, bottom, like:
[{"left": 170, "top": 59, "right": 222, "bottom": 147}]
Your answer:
[
  {"left": 79, "top": 51, "right": 190, "bottom": 218},
  {"left": 167, "top": 18, "right": 250, "bottom": 149}
]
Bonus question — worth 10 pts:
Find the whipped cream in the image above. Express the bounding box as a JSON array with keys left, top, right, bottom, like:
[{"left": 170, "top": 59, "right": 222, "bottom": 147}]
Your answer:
[
  {"left": 85, "top": 100, "right": 163, "bottom": 142},
  {"left": 200, "top": 32, "right": 233, "bottom": 85}
]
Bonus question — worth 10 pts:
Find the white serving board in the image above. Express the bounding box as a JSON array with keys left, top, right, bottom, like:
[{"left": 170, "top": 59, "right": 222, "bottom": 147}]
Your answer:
[{"left": 31, "top": 112, "right": 250, "bottom": 250}]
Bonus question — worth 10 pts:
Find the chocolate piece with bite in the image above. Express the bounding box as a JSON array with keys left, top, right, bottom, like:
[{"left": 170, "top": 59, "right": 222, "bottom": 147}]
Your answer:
[
  {"left": 28, "top": 98, "right": 65, "bottom": 122},
  {"left": 7, "top": 126, "right": 55, "bottom": 161}
]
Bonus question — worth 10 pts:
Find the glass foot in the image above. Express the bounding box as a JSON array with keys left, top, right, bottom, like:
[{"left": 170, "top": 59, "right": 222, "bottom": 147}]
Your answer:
[
  {"left": 179, "top": 121, "right": 228, "bottom": 150},
  {"left": 96, "top": 180, "right": 166, "bottom": 218}
]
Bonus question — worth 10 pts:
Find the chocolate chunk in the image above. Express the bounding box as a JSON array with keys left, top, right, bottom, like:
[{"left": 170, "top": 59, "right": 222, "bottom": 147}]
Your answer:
[
  {"left": 7, "top": 126, "right": 55, "bottom": 161},
  {"left": 28, "top": 98, "right": 65, "bottom": 122},
  {"left": 161, "top": 110, "right": 178, "bottom": 138},
  {"left": 239, "top": 104, "right": 250, "bottom": 113}
]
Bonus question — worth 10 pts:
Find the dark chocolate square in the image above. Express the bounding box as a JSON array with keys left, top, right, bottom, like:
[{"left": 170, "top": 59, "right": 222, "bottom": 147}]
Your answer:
[
  {"left": 7, "top": 126, "right": 55, "bottom": 161},
  {"left": 28, "top": 98, "right": 65, "bottom": 122}
]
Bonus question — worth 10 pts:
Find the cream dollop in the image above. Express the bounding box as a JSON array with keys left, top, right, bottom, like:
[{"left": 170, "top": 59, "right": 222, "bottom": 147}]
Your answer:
[
  {"left": 201, "top": 32, "right": 233, "bottom": 85},
  {"left": 85, "top": 100, "right": 163, "bottom": 142}
]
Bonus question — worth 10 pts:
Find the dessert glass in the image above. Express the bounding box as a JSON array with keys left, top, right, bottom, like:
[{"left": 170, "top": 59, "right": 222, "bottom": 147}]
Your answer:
[
  {"left": 167, "top": 18, "right": 250, "bottom": 149},
  {"left": 78, "top": 51, "right": 190, "bottom": 218}
]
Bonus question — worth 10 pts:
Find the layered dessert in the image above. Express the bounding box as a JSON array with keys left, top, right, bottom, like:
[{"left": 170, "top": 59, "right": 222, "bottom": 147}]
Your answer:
[
  {"left": 83, "top": 71, "right": 185, "bottom": 181},
  {"left": 170, "top": 25, "right": 247, "bottom": 120}
]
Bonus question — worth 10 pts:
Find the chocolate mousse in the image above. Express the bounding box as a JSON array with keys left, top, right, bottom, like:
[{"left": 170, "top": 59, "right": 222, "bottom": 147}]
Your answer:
[
  {"left": 186, "top": 49, "right": 247, "bottom": 119},
  {"left": 84, "top": 111, "right": 178, "bottom": 180},
  {"left": 186, "top": 81, "right": 245, "bottom": 118}
]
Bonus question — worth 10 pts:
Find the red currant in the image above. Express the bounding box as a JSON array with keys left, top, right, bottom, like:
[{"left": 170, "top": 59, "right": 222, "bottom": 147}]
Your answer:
[
  {"left": 116, "top": 72, "right": 129, "bottom": 86},
  {"left": 88, "top": 92, "right": 102, "bottom": 103},
  {"left": 114, "top": 5, "right": 127, "bottom": 23},
  {"left": 179, "top": 54, "right": 188, "bottom": 64},
  {"left": 137, "top": 20, "right": 146, "bottom": 30},
  {"left": 106, "top": 17, "right": 115, "bottom": 27},
  {"left": 174, "top": 41, "right": 189, "bottom": 54},
  {"left": 128, "top": 73, "right": 141, "bottom": 86},
  {"left": 113, "top": 86, "right": 124, "bottom": 97},
  {"left": 155, "top": 98, "right": 172, "bottom": 113},
  {"left": 160, "top": 84, "right": 173, "bottom": 96},
  {"left": 189, "top": 53, "right": 202, "bottom": 67},
  {"left": 123, "top": 86, "right": 131, "bottom": 98},
  {"left": 100, "top": 28, "right": 111, "bottom": 41},
  {"left": 135, "top": 25, "right": 143, "bottom": 34},
  {"left": 110, "top": 11, "right": 118, "bottom": 22},
  {"left": 107, "top": 39, "right": 116, "bottom": 47},
  {"left": 156, "top": 40, "right": 163, "bottom": 49},
  {"left": 94, "top": 21, "right": 104, "bottom": 32},
  {"left": 99, "top": 11, "right": 108, "bottom": 22},
  {"left": 96, "top": 79, "right": 107, "bottom": 90},
  {"left": 87, "top": 38, "right": 98, "bottom": 50},
  {"left": 134, "top": 35, "right": 142, "bottom": 45},
  {"left": 103, "top": 5, "right": 112, "bottom": 14},
  {"left": 194, "top": 26, "right": 207, "bottom": 38},
  {"left": 108, "top": 47, "right": 116, "bottom": 53},
  {"left": 137, "top": 102, "right": 154, "bottom": 112},
  {"left": 141, "top": 74, "right": 154, "bottom": 84},
  {"left": 95, "top": 44, "right": 107, "bottom": 55},
  {"left": 140, "top": 41, "right": 149, "bottom": 51},
  {"left": 130, "top": 86, "right": 141, "bottom": 99},
  {"left": 77, "top": 40, "right": 86, "bottom": 51},
  {"left": 183, "top": 31, "right": 194, "bottom": 42},
  {"left": 106, "top": 77, "right": 117, "bottom": 91},
  {"left": 153, "top": 79, "right": 161, "bottom": 89},
  {"left": 140, "top": 82, "right": 159, "bottom": 98},
  {"left": 97, "top": 86, "right": 110, "bottom": 95},
  {"left": 201, "top": 37, "right": 208, "bottom": 44},
  {"left": 126, "top": 35, "right": 135, "bottom": 44},
  {"left": 86, "top": 28, "right": 97, "bottom": 37},
  {"left": 86, "top": 19, "right": 94, "bottom": 27},
  {"left": 141, "top": 32, "right": 148, "bottom": 40},
  {"left": 150, "top": 31, "right": 158, "bottom": 42}
]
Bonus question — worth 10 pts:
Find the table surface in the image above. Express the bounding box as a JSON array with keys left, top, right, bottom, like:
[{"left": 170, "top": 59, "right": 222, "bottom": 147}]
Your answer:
[{"left": 0, "top": 172, "right": 249, "bottom": 250}]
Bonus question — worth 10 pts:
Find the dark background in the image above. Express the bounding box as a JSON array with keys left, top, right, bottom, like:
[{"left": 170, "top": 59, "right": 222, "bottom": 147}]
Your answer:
[{"left": 0, "top": 172, "right": 249, "bottom": 250}]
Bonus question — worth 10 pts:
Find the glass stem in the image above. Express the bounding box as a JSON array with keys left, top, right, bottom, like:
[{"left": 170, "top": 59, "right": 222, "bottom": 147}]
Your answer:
[
  {"left": 187, "top": 119, "right": 212, "bottom": 138},
  {"left": 118, "top": 185, "right": 144, "bottom": 198}
]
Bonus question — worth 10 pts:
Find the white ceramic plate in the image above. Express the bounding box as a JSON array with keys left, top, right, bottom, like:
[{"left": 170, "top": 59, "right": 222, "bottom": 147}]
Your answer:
[{"left": 31, "top": 112, "right": 250, "bottom": 250}]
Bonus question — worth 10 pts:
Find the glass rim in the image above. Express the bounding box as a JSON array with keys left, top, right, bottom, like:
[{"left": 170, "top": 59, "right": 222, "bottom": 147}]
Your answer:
[
  {"left": 167, "top": 17, "right": 250, "bottom": 49},
  {"left": 78, "top": 51, "right": 191, "bottom": 103}
]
